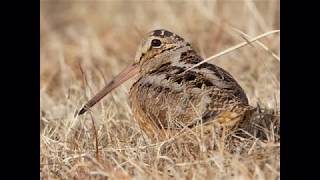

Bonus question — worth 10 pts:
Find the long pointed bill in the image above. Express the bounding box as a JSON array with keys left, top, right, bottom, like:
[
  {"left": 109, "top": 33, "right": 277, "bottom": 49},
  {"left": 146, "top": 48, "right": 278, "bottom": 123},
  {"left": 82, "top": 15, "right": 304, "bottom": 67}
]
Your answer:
[{"left": 78, "top": 63, "right": 139, "bottom": 115}]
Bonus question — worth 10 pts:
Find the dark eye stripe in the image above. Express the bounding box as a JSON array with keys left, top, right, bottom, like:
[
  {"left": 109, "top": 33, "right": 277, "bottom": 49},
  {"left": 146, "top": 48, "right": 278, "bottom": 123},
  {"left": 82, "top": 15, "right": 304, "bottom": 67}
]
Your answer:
[{"left": 139, "top": 53, "right": 145, "bottom": 61}]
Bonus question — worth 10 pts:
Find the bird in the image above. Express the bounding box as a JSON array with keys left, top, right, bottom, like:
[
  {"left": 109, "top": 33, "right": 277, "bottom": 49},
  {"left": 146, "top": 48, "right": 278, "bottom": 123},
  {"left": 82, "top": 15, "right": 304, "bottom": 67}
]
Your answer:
[{"left": 78, "top": 29, "right": 255, "bottom": 141}]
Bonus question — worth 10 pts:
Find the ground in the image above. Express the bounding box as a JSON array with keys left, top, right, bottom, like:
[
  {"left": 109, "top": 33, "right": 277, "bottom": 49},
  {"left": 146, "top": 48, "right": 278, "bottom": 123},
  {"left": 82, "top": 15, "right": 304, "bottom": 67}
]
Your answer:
[{"left": 40, "top": 1, "right": 280, "bottom": 179}]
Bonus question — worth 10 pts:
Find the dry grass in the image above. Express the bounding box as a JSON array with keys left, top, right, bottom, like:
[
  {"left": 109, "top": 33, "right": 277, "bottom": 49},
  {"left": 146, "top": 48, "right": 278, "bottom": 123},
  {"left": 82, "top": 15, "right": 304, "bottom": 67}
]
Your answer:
[{"left": 40, "top": 1, "right": 280, "bottom": 179}]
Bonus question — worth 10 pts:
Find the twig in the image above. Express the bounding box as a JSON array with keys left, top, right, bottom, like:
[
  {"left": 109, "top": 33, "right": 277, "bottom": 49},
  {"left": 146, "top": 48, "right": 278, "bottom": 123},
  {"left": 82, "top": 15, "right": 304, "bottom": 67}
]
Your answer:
[
  {"left": 78, "top": 62, "right": 91, "bottom": 98},
  {"left": 231, "top": 28, "right": 280, "bottom": 62},
  {"left": 89, "top": 112, "right": 100, "bottom": 162},
  {"left": 185, "top": 30, "right": 280, "bottom": 72}
]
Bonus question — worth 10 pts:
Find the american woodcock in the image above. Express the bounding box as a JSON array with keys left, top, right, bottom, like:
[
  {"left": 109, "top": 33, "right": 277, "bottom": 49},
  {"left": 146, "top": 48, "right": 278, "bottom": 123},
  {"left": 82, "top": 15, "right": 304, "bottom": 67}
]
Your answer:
[{"left": 78, "top": 29, "right": 255, "bottom": 141}]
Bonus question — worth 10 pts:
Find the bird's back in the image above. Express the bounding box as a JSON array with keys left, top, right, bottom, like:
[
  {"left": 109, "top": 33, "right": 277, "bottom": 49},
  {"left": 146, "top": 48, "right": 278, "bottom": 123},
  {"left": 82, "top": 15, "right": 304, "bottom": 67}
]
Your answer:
[{"left": 129, "top": 49, "right": 253, "bottom": 138}]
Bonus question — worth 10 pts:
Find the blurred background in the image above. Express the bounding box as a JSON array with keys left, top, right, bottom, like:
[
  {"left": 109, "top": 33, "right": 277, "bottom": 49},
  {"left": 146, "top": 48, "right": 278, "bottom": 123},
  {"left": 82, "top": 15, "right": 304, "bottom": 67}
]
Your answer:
[
  {"left": 40, "top": 0, "right": 279, "bottom": 107},
  {"left": 40, "top": 1, "right": 279, "bottom": 179}
]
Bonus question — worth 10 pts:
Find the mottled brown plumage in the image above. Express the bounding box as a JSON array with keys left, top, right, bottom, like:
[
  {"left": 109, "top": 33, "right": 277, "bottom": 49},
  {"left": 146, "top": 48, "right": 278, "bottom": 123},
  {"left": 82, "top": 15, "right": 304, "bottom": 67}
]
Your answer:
[{"left": 78, "top": 29, "right": 255, "bottom": 141}]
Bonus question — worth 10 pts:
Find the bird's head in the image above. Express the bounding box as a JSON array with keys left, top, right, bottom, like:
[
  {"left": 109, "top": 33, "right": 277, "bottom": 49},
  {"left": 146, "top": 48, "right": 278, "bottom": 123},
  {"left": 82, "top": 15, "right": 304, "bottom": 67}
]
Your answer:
[{"left": 77, "top": 29, "right": 192, "bottom": 115}]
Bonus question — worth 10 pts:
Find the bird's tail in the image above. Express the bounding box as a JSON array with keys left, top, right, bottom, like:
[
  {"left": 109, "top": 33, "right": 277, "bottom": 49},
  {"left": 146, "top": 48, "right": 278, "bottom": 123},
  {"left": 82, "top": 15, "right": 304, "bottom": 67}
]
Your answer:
[{"left": 238, "top": 104, "right": 280, "bottom": 139}]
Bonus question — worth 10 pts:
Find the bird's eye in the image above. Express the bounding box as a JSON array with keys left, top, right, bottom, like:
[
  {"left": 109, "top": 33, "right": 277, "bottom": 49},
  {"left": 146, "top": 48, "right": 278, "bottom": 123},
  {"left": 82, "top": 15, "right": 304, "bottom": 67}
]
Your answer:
[{"left": 151, "top": 39, "right": 162, "bottom": 48}]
